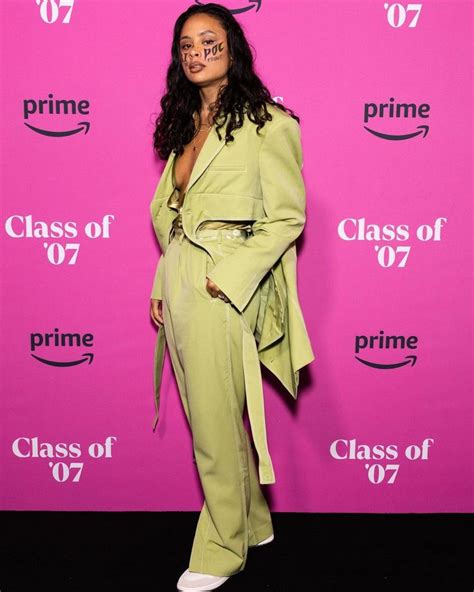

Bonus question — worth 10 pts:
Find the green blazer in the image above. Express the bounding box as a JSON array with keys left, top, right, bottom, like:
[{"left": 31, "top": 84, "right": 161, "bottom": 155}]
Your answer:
[{"left": 150, "top": 103, "right": 315, "bottom": 433}]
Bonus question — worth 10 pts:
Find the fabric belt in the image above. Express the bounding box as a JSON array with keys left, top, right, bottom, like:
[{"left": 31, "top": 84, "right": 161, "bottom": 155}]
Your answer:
[
  {"left": 152, "top": 225, "right": 276, "bottom": 485},
  {"left": 172, "top": 226, "right": 253, "bottom": 241},
  {"left": 239, "top": 309, "right": 276, "bottom": 484},
  {"left": 195, "top": 227, "right": 253, "bottom": 240}
]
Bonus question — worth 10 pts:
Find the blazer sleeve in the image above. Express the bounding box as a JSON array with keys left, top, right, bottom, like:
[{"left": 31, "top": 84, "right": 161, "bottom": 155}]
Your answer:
[
  {"left": 205, "top": 115, "right": 306, "bottom": 313},
  {"left": 150, "top": 254, "right": 164, "bottom": 300}
]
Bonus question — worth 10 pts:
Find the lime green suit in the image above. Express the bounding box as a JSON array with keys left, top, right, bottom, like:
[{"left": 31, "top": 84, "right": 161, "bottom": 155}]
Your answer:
[{"left": 149, "top": 103, "right": 315, "bottom": 575}]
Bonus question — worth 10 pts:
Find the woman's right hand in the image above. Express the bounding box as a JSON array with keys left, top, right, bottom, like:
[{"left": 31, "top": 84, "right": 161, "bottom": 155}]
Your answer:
[{"left": 150, "top": 298, "right": 164, "bottom": 327}]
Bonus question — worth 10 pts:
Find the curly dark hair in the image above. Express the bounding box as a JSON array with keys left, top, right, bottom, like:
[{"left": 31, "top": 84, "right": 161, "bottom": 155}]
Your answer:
[{"left": 151, "top": 2, "right": 299, "bottom": 160}]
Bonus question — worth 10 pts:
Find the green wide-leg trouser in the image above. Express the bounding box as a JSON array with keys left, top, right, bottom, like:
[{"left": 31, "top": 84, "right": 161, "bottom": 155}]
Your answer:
[{"left": 160, "top": 225, "right": 274, "bottom": 577}]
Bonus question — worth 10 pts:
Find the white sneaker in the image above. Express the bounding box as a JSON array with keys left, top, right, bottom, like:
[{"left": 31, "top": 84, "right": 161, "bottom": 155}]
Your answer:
[
  {"left": 256, "top": 533, "right": 274, "bottom": 546},
  {"left": 176, "top": 568, "right": 230, "bottom": 591}
]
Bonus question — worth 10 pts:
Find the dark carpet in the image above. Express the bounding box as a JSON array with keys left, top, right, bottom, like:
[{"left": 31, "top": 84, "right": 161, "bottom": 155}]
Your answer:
[{"left": 1, "top": 512, "right": 472, "bottom": 590}]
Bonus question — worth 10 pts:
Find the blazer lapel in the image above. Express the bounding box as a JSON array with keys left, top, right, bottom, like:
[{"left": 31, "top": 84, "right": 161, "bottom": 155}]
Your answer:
[
  {"left": 184, "top": 117, "right": 228, "bottom": 196},
  {"left": 155, "top": 150, "right": 177, "bottom": 202},
  {"left": 155, "top": 113, "right": 229, "bottom": 201},
  {"left": 157, "top": 120, "right": 227, "bottom": 198}
]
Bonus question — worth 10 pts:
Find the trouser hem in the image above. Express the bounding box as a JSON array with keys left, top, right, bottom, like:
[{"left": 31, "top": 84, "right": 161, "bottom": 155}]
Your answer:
[{"left": 248, "top": 521, "right": 274, "bottom": 547}]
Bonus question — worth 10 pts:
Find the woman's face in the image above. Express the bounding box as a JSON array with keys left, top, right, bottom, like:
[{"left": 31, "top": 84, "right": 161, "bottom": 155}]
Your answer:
[{"left": 179, "top": 14, "right": 231, "bottom": 88}]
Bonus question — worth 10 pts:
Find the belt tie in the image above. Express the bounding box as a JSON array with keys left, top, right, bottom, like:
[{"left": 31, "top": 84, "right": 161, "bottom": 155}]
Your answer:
[
  {"left": 240, "top": 312, "right": 276, "bottom": 485},
  {"left": 152, "top": 326, "right": 166, "bottom": 431}
]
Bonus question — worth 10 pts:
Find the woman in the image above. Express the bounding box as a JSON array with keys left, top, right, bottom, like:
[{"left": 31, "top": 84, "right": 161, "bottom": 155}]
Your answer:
[{"left": 149, "top": 4, "right": 314, "bottom": 590}]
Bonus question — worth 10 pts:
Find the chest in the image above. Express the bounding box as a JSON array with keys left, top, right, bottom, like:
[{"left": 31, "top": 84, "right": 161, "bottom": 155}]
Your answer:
[{"left": 173, "top": 125, "right": 212, "bottom": 194}]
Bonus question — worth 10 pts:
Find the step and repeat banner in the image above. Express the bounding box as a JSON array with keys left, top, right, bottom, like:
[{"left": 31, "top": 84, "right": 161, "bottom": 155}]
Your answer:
[{"left": 1, "top": 1, "right": 472, "bottom": 512}]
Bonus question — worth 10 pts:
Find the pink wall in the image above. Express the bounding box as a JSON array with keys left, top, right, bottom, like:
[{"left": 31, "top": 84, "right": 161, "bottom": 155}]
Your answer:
[{"left": 1, "top": 0, "right": 472, "bottom": 512}]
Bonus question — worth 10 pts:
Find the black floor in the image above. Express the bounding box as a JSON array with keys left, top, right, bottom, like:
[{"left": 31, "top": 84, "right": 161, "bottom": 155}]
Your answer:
[{"left": 2, "top": 512, "right": 472, "bottom": 591}]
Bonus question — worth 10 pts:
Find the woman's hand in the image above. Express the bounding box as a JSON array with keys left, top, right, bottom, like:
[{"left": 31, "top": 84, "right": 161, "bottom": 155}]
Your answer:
[
  {"left": 206, "top": 277, "right": 231, "bottom": 303},
  {"left": 150, "top": 298, "right": 164, "bottom": 326}
]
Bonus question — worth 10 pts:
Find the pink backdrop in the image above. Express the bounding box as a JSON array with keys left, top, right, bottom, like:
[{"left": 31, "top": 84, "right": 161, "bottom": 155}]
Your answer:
[{"left": 1, "top": 0, "right": 472, "bottom": 512}]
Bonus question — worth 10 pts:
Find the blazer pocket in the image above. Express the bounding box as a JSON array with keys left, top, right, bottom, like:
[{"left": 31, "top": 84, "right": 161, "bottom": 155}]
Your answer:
[{"left": 195, "top": 193, "right": 264, "bottom": 220}]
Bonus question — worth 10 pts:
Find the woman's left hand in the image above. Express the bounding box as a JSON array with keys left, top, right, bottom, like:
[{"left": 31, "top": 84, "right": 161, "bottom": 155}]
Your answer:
[{"left": 206, "top": 277, "right": 231, "bottom": 302}]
